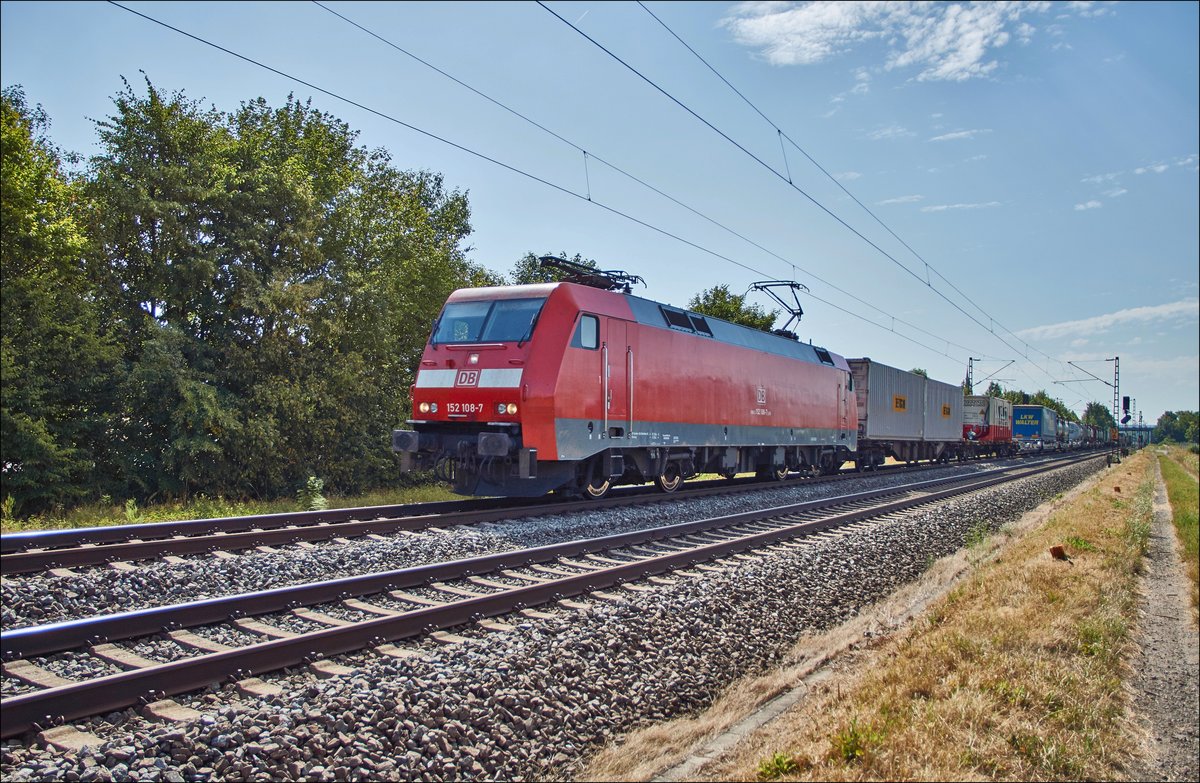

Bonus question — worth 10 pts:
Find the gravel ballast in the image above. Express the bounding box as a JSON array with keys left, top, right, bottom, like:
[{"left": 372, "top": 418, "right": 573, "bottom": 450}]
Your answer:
[
  {"left": 1, "top": 458, "right": 1103, "bottom": 781},
  {"left": 3, "top": 460, "right": 1035, "bottom": 632}
]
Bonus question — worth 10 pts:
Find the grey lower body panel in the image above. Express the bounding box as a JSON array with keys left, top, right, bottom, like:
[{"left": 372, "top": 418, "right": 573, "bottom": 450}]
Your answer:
[{"left": 552, "top": 418, "right": 855, "bottom": 461}]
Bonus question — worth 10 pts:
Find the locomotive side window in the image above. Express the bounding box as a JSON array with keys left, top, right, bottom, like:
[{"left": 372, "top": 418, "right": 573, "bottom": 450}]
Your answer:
[
  {"left": 689, "top": 315, "right": 712, "bottom": 336},
  {"left": 572, "top": 314, "right": 599, "bottom": 349},
  {"left": 814, "top": 347, "right": 834, "bottom": 365},
  {"left": 431, "top": 297, "right": 546, "bottom": 344}
]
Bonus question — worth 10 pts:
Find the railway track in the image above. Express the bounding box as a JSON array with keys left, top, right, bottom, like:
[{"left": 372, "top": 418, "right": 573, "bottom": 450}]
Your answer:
[
  {"left": 0, "top": 452, "right": 1099, "bottom": 738},
  {"left": 0, "top": 457, "right": 998, "bottom": 576}
]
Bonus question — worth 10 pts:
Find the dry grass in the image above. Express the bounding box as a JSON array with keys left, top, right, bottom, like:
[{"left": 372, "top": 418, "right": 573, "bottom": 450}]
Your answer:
[
  {"left": 588, "top": 453, "right": 1153, "bottom": 783},
  {"left": 0, "top": 483, "right": 461, "bottom": 534},
  {"left": 696, "top": 452, "right": 1155, "bottom": 782}
]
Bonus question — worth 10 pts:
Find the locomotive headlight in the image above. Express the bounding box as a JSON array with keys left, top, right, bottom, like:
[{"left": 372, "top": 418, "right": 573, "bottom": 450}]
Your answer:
[
  {"left": 418, "top": 402, "right": 430, "bottom": 413},
  {"left": 506, "top": 403, "right": 518, "bottom": 415},
  {"left": 429, "top": 403, "right": 438, "bottom": 413},
  {"left": 496, "top": 403, "right": 506, "bottom": 415},
  {"left": 468, "top": 353, "right": 479, "bottom": 365}
]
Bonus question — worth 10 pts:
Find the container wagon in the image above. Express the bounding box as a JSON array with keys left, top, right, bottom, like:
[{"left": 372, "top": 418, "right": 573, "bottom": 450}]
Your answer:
[
  {"left": 1012, "top": 405, "right": 1059, "bottom": 452},
  {"left": 962, "top": 394, "right": 1015, "bottom": 457},
  {"left": 847, "top": 359, "right": 964, "bottom": 468}
]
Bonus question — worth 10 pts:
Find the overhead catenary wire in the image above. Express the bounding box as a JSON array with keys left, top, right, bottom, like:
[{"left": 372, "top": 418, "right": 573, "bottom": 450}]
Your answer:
[
  {"left": 541, "top": 0, "right": 1072, "bottom": 383},
  {"left": 643, "top": 0, "right": 1094, "bottom": 389},
  {"left": 638, "top": 0, "right": 1089, "bottom": 386},
  {"left": 109, "top": 0, "right": 990, "bottom": 364},
  {"left": 313, "top": 1, "right": 1000, "bottom": 361}
]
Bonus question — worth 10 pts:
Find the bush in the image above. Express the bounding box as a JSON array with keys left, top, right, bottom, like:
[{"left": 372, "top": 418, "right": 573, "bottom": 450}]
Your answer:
[{"left": 297, "top": 476, "right": 328, "bottom": 511}]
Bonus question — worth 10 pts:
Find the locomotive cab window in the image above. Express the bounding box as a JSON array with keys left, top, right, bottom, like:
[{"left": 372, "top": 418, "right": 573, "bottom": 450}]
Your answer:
[
  {"left": 814, "top": 347, "right": 834, "bottom": 365},
  {"left": 572, "top": 314, "right": 599, "bottom": 350},
  {"left": 431, "top": 297, "right": 546, "bottom": 344}
]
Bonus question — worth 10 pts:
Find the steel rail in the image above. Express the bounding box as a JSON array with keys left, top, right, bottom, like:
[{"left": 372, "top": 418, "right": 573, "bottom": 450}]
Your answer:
[
  {"left": 0, "top": 457, "right": 982, "bottom": 575},
  {"left": 0, "top": 454, "right": 1098, "bottom": 737},
  {"left": 1, "top": 457, "right": 1075, "bottom": 659}
]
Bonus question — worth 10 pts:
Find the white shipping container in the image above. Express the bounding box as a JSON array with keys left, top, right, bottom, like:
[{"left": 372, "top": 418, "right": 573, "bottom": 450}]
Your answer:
[
  {"left": 848, "top": 358, "right": 927, "bottom": 441},
  {"left": 963, "top": 395, "right": 989, "bottom": 427}
]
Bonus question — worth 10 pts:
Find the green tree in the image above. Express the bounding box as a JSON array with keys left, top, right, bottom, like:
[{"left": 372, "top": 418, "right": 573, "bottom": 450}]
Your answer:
[
  {"left": 1153, "top": 411, "right": 1199, "bottom": 443},
  {"left": 910, "top": 368, "right": 928, "bottom": 378},
  {"left": 1083, "top": 401, "right": 1116, "bottom": 432},
  {"left": 1, "top": 87, "right": 120, "bottom": 514},
  {"left": 984, "top": 381, "right": 1004, "bottom": 398},
  {"left": 86, "top": 75, "right": 236, "bottom": 498},
  {"left": 687, "top": 284, "right": 777, "bottom": 331}
]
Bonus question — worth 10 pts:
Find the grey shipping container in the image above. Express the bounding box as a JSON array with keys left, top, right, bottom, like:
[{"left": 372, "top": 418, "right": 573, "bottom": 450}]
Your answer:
[
  {"left": 924, "top": 375, "right": 965, "bottom": 441},
  {"left": 848, "top": 358, "right": 928, "bottom": 441}
]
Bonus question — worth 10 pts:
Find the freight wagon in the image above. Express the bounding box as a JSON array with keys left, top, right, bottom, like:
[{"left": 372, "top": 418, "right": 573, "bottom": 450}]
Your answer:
[
  {"left": 1012, "top": 405, "right": 1059, "bottom": 452},
  {"left": 847, "top": 359, "right": 964, "bottom": 468},
  {"left": 962, "top": 395, "right": 1016, "bottom": 457}
]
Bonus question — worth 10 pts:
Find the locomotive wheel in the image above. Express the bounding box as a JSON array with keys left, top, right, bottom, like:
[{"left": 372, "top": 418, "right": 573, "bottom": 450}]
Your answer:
[
  {"left": 583, "top": 476, "right": 611, "bottom": 500},
  {"left": 655, "top": 464, "right": 683, "bottom": 493},
  {"left": 771, "top": 465, "right": 789, "bottom": 482}
]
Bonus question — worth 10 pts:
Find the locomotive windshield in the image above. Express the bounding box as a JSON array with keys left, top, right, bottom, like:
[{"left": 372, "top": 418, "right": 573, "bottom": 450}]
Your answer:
[{"left": 431, "top": 297, "right": 546, "bottom": 344}]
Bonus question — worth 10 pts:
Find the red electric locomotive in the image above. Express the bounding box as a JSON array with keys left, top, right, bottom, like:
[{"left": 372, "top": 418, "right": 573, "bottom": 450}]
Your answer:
[{"left": 392, "top": 263, "right": 857, "bottom": 497}]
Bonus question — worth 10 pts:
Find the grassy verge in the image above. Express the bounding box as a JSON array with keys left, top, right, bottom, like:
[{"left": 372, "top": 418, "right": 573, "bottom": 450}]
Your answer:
[
  {"left": 0, "top": 483, "right": 461, "bottom": 535},
  {"left": 711, "top": 452, "right": 1155, "bottom": 781},
  {"left": 1158, "top": 446, "right": 1199, "bottom": 615}
]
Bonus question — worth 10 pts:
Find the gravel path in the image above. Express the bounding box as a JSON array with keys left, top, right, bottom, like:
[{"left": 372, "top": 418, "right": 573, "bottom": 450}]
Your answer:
[
  {"left": 1125, "top": 458, "right": 1200, "bottom": 781},
  {"left": 0, "top": 459, "right": 1102, "bottom": 782}
]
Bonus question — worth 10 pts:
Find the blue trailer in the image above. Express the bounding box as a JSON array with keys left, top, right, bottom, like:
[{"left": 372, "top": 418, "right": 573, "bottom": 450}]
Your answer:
[{"left": 1012, "top": 405, "right": 1059, "bottom": 452}]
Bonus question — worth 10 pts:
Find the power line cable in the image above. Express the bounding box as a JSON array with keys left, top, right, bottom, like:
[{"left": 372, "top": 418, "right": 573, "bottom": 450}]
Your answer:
[
  {"left": 637, "top": 0, "right": 1084, "bottom": 381},
  {"left": 106, "top": 0, "right": 988, "bottom": 364},
  {"left": 537, "top": 1, "right": 1046, "bottom": 372},
  {"left": 311, "top": 2, "right": 1002, "bottom": 360}
]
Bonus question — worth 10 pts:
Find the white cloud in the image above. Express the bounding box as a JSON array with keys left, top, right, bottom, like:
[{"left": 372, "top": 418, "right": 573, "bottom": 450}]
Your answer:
[
  {"left": 1081, "top": 171, "right": 1121, "bottom": 184},
  {"left": 1134, "top": 163, "right": 1169, "bottom": 174},
  {"left": 921, "top": 201, "right": 1001, "bottom": 212},
  {"left": 1103, "top": 187, "right": 1127, "bottom": 198},
  {"left": 1068, "top": 1, "right": 1115, "bottom": 19},
  {"left": 721, "top": 1, "right": 1085, "bottom": 82},
  {"left": 1015, "top": 299, "right": 1200, "bottom": 341},
  {"left": 1074, "top": 200, "right": 1102, "bottom": 210},
  {"left": 964, "top": 154, "right": 989, "bottom": 162},
  {"left": 877, "top": 194, "right": 924, "bottom": 205},
  {"left": 867, "top": 124, "right": 914, "bottom": 140},
  {"left": 835, "top": 171, "right": 862, "bottom": 181},
  {"left": 929, "top": 128, "right": 992, "bottom": 142}
]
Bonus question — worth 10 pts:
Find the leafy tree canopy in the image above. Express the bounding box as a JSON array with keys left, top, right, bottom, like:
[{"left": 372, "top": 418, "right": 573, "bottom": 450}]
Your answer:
[
  {"left": 3, "top": 77, "right": 493, "bottom": 514},
  {"left": 687, "top": 284, "right": 777, "bottom": 331},
  {"left": 1153, "top": 410, "right": 1199, "bottom": 443}
]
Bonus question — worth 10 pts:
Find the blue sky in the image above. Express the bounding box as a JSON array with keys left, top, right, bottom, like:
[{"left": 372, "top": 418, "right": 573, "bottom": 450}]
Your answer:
[{"left": 2, "top": 1, "right": 1197, "bottom": 423}]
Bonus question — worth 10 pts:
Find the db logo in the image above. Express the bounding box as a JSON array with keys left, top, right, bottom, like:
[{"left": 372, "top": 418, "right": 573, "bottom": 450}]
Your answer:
[{"left": 455, "top": 370, "right": 480, "bottom": 387}]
